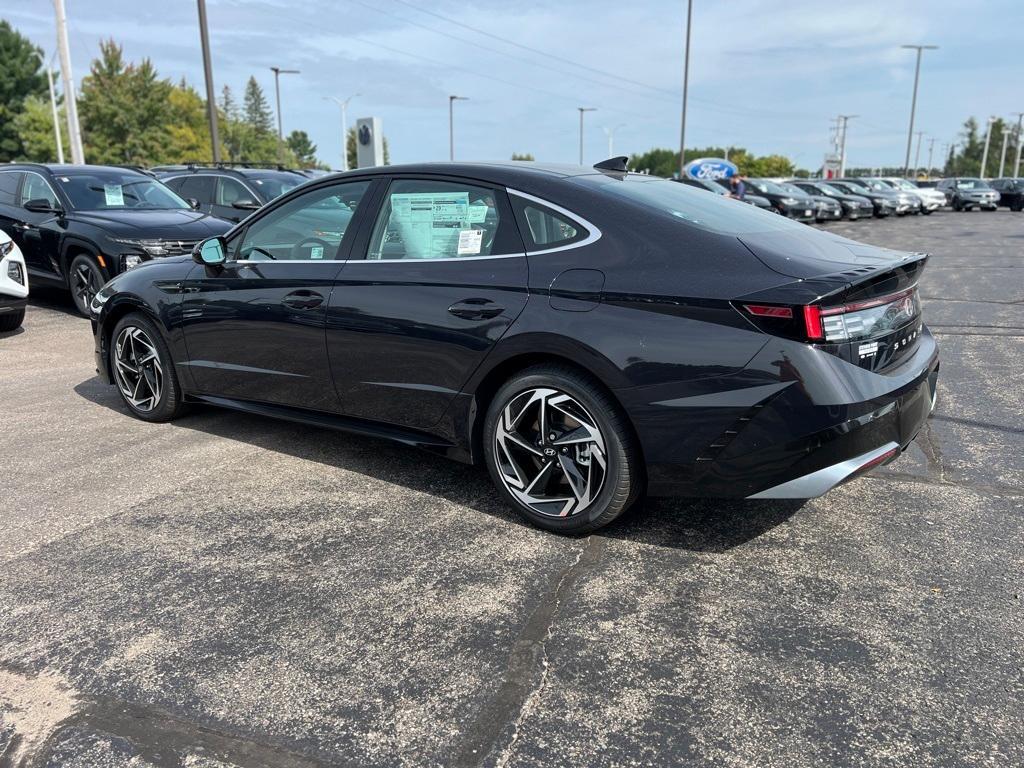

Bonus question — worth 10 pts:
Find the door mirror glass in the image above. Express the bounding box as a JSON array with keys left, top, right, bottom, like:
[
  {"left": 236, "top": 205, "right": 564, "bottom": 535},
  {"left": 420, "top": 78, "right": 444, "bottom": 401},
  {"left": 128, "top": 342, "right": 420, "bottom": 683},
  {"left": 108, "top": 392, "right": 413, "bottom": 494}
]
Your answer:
[
  {"left": 232, "top": 198, "right": 261, "bottom": 210},
  {"left": 193, "top": 237, "right": 227, "bottom": 266},
  {"left": 24, "top": 198, "right": 61, "bottom": 213}
]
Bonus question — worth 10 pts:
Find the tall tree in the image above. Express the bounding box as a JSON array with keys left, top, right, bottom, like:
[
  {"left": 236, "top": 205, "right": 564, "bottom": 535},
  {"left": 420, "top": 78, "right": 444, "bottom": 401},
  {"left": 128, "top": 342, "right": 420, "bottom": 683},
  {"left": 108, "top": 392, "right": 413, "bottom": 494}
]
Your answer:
[
  {"left": 12, "top": 95, "right": 68, "bottom": 162},
  {"left": 286, "top": 130, "right": 317, "bottom": 167},
  {"left": 0, "top": 21, "right": 48, "bottom": 161},
  {"left": 243, "top": 76, "right": 274, "bottom": 134}
]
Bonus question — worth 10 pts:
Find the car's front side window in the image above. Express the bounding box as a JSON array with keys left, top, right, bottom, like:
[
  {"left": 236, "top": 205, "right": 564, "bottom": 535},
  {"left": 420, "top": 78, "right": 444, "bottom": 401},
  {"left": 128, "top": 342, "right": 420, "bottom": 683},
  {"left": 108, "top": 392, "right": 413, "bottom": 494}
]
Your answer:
[
  {"left": 367, "top": 179, "right": 504, "bottom": 260},
  {"left": 217, "top": 177, "right": 252, "bottom": 206},
  {"left": 236, "top": 180, "right": 369, "bottom": 262},
  {"left": 19, "top": 173, "right": 60, "bottom": 208}
]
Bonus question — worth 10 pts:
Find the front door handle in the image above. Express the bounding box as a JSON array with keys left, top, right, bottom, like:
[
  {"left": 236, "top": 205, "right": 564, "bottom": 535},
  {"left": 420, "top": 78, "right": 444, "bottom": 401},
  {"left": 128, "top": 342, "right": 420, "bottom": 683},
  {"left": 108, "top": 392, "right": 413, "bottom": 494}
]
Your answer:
[
  {"left": 12, "top": 222, "right": 31, "bottom": 231},
  {"left": 448, "top": 298, "right": 504, "bottom": 320},
  {"left": 282, "top": 289, "right": 324, "bottom": 310}
]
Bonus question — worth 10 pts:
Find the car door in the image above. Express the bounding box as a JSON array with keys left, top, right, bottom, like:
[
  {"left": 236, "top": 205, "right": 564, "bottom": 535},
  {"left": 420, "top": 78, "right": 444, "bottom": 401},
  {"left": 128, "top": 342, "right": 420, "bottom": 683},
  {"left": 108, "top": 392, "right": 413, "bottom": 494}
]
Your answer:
[
  {"left": 325, "top": 176, "right": 529, "bottom": 431},
  {"left": 180, "top": 178, "right": 373, "bottom": 412},
  {"left": 12, "top": 171, "right": 64, "bottom": 277},
  {"left": 175, "top": 175, "right": 218, "bottom": 218}
]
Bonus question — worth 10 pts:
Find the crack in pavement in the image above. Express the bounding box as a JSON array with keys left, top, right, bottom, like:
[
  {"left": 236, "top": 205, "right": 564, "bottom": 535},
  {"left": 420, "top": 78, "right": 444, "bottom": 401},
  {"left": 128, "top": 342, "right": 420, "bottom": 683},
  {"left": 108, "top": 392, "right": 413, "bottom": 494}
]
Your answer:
[
  {"left": 930, "top": 414, "right": 1024, "bottom": 437},
  {"left": 453, "top": 536, "right": 605, "bottom": 768},
  {"left": 863, "top": 473, "right": 1024, "bottom": 498}
]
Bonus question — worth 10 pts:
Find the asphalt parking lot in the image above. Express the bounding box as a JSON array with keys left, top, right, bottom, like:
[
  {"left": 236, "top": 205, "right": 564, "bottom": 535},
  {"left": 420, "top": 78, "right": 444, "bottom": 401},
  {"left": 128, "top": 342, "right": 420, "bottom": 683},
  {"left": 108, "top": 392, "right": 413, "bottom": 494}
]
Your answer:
[{"left": 2, "top": 210, "right": 1022, "bottom": 767}]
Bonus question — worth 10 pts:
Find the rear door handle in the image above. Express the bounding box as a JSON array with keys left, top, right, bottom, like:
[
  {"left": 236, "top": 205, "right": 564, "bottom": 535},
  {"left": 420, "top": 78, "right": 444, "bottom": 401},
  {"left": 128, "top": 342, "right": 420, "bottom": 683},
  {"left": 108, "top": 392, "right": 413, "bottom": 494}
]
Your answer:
[
  {"left": 448, "top": 298, "right": 504, "bottom": 320},
  {"left": 282, "top": 289, "right": 324, "bottom": 310}
]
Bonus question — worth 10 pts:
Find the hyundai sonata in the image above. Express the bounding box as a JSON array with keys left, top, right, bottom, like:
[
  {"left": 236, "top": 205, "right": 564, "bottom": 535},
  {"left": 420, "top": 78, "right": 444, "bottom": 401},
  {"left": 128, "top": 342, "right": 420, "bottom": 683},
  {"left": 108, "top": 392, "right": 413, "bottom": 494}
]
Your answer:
[{"left": 91, "top": 160, "right": 939, "bottom": 533}]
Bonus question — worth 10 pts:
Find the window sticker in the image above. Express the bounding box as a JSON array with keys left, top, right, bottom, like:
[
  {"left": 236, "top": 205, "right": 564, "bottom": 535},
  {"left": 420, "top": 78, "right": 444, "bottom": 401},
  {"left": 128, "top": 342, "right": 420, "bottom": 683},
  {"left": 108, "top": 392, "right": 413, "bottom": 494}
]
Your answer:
[
  {"left": 468, "top": 203, "right": 489, "bottom": 223},
  {"left": 389, "top": 192, "right": 470, "bottom": 258},
  {"left": 457, "top": 229, "right": 483, "bottom": 255},
  {"left": 104, "top": 184, "right": 125, "bottom": 207},
  {"left": 310, "top": 245, "right": 325, "bottom": 260}
]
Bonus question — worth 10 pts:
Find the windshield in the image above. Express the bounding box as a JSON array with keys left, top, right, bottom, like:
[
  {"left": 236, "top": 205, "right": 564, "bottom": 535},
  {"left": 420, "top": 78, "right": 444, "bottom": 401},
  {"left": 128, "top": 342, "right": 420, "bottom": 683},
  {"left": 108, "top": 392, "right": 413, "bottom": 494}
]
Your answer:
[
  {"left": 587, "top": 175, "right": 809, "bottom": 236},
  {"left": 57, "top": 172, "right": 189, "bottom": 211},
  {"left": 818, "top": 183, "right": 847, "bottom": 197},
  {"left": 250, "top": 175, "right": 301, "bottom": 201},
  {"left": 745, "top": 179, "right": 790, "bottom": 196},
  {"left": 955, "top": 179, "right": 992, "bottom": 190},
  {"left": 889, "top": 179, "right": 918, "bottom": 190},
  {"left": 778, "top": 182, "right": 810, "bottom": 197}
]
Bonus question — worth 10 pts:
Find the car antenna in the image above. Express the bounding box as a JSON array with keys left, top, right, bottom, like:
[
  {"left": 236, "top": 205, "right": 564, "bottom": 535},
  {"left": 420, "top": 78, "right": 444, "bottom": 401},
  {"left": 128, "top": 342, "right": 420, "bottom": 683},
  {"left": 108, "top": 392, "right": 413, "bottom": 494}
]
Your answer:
[{"left": 593, "top": 156, "right": 629, "bottom": 173}]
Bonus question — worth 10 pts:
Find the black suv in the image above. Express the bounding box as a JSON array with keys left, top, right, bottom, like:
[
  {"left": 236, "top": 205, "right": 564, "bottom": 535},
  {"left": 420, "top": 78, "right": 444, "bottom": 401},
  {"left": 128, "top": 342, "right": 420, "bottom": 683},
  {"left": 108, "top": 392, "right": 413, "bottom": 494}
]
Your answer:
[
  {"left": 0, "top": 164, "right": 231, "bottom": 316},
  {"left": 989, "top": 178, "right": 1023, "bottom": 211},
  {"left": 154, "top": 165, "right": 306, "bottom": 223}
]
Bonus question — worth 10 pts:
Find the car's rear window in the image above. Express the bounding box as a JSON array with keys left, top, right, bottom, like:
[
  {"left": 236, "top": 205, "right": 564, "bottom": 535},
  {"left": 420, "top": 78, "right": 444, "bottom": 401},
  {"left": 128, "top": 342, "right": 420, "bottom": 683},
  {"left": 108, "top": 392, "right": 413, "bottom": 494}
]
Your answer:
[{"left": 581, "top": 175, "right": 807, "bottom": 235}]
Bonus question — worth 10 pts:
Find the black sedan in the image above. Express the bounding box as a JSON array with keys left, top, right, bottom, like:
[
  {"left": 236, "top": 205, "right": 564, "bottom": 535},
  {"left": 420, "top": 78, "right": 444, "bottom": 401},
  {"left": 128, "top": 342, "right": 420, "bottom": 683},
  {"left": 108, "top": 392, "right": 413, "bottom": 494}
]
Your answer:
[
  {"left": 988, "top": 178, "right": 1022, "bottom": 211},
  {"left": 718, "top": 178, "right": 817, "bottom": 221},
  {"left": 777, "top": 181, "right": 842, "bottom": 222},
  {"left": 0, "top": 164, "right": 231, "bottom": 315},
  {"left": 790, "top": 180, "right": 873, "bottom": 220},
  {"left": 827, "top": 180, "right": 897, "bottom": 218},
  {"left": 91, "top": 161, "right": 939, "bottom": 534},
  {"left": 678, "top": 177, "right": 774, "bottom": 211}
]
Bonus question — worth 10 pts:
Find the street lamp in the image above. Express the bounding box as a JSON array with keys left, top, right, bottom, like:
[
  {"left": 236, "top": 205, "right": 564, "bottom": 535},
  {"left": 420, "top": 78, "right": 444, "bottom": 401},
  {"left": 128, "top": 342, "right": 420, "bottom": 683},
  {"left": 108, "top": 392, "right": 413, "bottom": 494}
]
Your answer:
[
  {"left": 325, "top": 94, "right": 359, "bottom": 171},
  {"left": 577, "top": 107, "right": 596, "bottom": 165},
  {"left": 1012, "top": 113, "right": 1024, "bottom": 179},
  {"left": 270, "top": 66, "right": 300, "bottom": 165},
  {"left": 34, "top": 49, "right": 64, "bottom": 164},
  {"left": 603, "top": 124, "right": 626, "bottom": 157},
  {"left": 980, "top": 115, "right": 997, "bottom": 178},
  {"left": 900, "top": 44, "right": 938, "bottom": 178},
  {"left": 197, "top": 0, "right": 220, "bottom": 163},
  {"left": 448, "top": 95, "right": 469, "bottom": 161},
  {"left": 678, "top": 0, "right": 693, "bottom": 178}
]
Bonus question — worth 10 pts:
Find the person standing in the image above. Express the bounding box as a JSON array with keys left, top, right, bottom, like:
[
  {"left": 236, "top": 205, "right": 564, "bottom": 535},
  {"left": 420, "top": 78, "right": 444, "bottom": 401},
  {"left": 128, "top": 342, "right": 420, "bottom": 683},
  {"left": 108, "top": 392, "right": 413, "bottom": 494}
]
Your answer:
[{"left": 729, "top": 174, "right": 746, "bottom": 200}]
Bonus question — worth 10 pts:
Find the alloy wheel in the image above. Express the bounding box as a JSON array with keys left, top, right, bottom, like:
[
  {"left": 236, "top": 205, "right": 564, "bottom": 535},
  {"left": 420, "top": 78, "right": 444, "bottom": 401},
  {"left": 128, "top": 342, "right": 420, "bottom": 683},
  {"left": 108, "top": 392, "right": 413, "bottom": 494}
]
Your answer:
[
  {"left": 73, "top": 261, "right": 100, "bottom": 313},
  {"left": 493, "top": 387, "right": 607, "bottom": 518},
  {"left": 113, "top": 326, "right": 164, "bottom": 412}
]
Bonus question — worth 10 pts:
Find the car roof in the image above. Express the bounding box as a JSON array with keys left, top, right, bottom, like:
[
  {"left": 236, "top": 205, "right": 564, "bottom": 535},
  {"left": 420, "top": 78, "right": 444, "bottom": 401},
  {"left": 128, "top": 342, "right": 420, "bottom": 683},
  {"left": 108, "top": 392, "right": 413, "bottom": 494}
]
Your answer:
[{"left": 1, "top": 163, "right": 151, "bottom": 176}]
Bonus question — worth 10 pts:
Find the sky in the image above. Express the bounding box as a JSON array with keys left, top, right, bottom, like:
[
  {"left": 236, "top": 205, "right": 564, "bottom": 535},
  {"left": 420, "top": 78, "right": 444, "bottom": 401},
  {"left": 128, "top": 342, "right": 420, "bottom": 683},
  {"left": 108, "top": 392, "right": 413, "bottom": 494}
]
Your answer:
[{"left": 6, "top": 1, "right": 1022, "bottom": 170}]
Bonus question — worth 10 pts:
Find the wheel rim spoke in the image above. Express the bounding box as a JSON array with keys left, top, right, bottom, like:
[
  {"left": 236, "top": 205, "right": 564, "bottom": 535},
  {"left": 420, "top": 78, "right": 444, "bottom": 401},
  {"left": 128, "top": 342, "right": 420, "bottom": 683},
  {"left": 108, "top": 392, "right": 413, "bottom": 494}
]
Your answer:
[{"left": 493, "top": 386, "right": 608, "bottom": 519}]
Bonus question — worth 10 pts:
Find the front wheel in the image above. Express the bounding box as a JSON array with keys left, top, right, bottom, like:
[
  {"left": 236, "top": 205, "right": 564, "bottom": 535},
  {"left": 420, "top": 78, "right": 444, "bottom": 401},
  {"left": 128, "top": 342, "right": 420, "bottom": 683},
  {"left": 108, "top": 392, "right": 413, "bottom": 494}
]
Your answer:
[
  {"left": 109, "top": 313, "right": 186, "bottom": 422},
  {"left": 0, "top": 308, "right": 24, "bottom": 332},
  {"left": 68, "top": 253, "right": 105, "bottom": 317},
  {"left": 483, "top": 365, "right": 642, "bottom": 534}
]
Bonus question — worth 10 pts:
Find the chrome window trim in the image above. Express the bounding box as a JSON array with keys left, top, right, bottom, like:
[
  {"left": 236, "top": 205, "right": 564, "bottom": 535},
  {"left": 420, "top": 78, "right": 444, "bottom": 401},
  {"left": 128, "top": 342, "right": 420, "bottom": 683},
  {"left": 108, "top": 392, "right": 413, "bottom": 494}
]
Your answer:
[
  {"left": 7, "top": 170, "right": 60, "bottom": 208},
  {"left": 231, "top": 252, "right": 526, "bottom": 265},
  {"left": 161, "top": 173, "right": 260, "bottom": 203},
  {"left": 506, "top": 188, "right": 602, "bottom": 255}
]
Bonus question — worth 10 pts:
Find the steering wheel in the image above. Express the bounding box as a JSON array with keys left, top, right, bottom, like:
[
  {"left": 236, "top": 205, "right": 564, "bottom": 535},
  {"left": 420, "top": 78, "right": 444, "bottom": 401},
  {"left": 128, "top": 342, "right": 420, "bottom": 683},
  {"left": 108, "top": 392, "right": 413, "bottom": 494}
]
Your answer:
[
  {"left": 292, "top": 237, "right": 332, "bottom": 261},
  {"left": 246, "top": 246, "right": 277, "bottom": 261}
]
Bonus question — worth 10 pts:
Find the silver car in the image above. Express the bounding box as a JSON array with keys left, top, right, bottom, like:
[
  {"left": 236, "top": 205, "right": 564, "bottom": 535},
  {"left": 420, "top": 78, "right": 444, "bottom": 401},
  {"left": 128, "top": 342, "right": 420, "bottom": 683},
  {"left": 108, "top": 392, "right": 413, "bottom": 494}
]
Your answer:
[
  {"left": 936, "top": 178, "right": 1000, "bottom": 211},
  {"left": 880, "top": 178, "right": 946, "bottom": 214}
]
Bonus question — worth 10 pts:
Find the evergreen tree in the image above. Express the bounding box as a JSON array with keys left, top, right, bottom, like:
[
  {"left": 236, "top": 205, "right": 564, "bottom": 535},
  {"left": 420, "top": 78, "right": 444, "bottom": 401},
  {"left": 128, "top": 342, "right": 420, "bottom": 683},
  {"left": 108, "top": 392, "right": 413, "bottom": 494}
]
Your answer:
[
  {"left": 12, "top": 95, "right": 68, "bottom": 162},
  {"left": 0, "top": 21, "right": 49, "bottom": 161},
  {"left": 243, "top": 76, "right": 274, "bottom": 134},
  {"left": 286, "top": 130, "right": 317, "bottom": 167}
]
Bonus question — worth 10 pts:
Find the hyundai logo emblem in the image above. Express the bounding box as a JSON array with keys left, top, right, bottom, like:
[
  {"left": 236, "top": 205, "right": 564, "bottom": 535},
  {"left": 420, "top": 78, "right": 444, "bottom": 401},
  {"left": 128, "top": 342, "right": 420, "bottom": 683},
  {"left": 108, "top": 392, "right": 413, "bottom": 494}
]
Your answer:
[{"left": 543, "top": 447, "right": 556, "bottom": 457}]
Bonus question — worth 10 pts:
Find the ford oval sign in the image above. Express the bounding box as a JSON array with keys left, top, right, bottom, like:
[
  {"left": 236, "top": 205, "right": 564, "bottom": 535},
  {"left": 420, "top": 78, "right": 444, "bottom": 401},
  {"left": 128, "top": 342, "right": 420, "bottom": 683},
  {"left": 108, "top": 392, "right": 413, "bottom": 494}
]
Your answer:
[{"left": 684, "top": 158, "right": 738, "bottom": 181}]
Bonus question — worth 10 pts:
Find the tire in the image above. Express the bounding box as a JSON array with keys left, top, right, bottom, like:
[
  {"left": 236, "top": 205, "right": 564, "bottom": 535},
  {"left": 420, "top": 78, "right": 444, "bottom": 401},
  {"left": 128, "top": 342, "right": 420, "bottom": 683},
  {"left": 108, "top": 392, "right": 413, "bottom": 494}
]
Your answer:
[
  {"left": 922, "top": 208, "right": 932, "bottom": 215},
  {"left": 952, "top": 200, "right": 962, "bottom": 212},
  {"left": 109, "top": 312, "right": 186, "bottom": 422},
  {"left": 483, "top": 364, "right": 642, "bottom": 534},
  {"left": 68, "top": 253, "right": 105, "bottom": 317},
  {"left": 0, "top": 308, "right": 24, "bottom": 332}
]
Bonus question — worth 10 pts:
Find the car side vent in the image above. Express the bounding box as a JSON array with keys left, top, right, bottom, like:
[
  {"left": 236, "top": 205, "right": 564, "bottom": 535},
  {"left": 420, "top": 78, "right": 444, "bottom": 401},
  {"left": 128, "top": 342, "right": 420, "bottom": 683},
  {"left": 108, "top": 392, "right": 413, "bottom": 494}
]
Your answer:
[{"left": 694, "top": 403, "right": 766, "bottom": 466}]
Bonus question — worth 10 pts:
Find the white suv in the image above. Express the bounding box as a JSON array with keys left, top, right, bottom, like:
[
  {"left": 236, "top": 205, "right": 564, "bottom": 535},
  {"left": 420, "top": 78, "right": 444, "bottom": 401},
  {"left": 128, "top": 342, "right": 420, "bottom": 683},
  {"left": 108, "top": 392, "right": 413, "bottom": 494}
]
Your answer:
[
  {"left": 0, "top": 229, "right": 28, "bottom": 331},
  {"left": 881, "top": 178, "right": 946, "bottom": 214}
]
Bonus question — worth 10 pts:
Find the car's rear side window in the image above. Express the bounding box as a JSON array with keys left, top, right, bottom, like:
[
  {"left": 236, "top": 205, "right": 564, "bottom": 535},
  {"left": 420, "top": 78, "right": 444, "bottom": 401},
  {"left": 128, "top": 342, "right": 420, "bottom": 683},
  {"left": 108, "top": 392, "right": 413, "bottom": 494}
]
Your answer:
[{"left": 0, "top": 172, "right": 21, "bottom": 206}]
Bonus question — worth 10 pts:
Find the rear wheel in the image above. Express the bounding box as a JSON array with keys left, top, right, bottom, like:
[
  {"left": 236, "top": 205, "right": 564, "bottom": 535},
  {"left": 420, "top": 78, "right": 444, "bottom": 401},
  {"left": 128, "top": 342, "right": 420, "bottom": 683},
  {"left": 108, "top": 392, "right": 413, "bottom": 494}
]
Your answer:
[
  {"left": 68, "top": 253, "right": 105, "bottom": 317},
  {"left": 109, "top": 313, "right": 186, "bottom": 422},
  {"left": 483, "top": 365, "right": 642, "bottom": 534},
  {"left": 0, "top": 308, "right": 24, "bottom": 332}
]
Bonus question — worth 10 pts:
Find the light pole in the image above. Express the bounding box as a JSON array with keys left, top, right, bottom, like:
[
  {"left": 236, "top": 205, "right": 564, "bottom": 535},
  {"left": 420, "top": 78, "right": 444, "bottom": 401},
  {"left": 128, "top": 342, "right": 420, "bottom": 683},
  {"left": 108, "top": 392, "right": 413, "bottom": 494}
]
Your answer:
[
  {"left": 913, "top": 131, "right": 924, "bottom": 177},
  {"left": 35, "top": 50, "right": 64, "bottom": 164},
  {"left": 52, "top": 0, "right": 84, "bottom": 163},
  {"left": 998, "top": 121, "right": 1010, "bottom": 179},
  {"left": 926, "top": 137, "right": 936, "bottom": 177},
  {"left": 197, "top": 0, "right": 220, "bottom": 162},
  {"left": 1013, "top": 113, "right": 1024, "bottom": 178},
  {"left": 325, "top": 94, "right": 359, "bottom": 171},
  {"left": 837, "top": 114, "right": 857, "bottom": 177},
  {"left": 270, "top": 66, "right": 300, "bottom": 165},
  {"left": 602, "top": 124, "right": 625, "bottom": 157},
  {"left": 449, "top": 95, "right": 468, "bottom": 161},
  {"left": 577, "top": 107, "right": 596, "bottom": 165},
  {"left": 678, "top": 0, "right": 693, "bottom": 178},
  {"left": 980, "top": 115, "right": 996, "bottom": 178},
  {"left": 900, "top": 44, "right": 938, "bottom": 178}
]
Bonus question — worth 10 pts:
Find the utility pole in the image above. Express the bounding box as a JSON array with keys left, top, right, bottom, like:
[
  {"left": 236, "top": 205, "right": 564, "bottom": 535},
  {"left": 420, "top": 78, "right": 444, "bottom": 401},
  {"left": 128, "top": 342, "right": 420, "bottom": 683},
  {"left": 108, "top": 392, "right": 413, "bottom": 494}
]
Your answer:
[
  {"left": 900, "top": 44, "right": 938, "bottom": 178},
  {"left": 980, "top": 115, "right": 996, "bottom": 178},
  {"left": 325, "top": 94, "right": 359, "bottom": 171},
  {"left": 52, "top": 0, "right": 84, "bottom": 163},
  {"left": 1013, "top": 113, "right": 1024, "bottom": 178},
  {"left": 196, "top": 0, "right": 220, "bottom": 162},
  {"left": 837, "top": 114, "right": 857, "bottom": 177},
  {"left": 449, "top": 95, "right": 468, "bottom": 161},
  {"left": 926, "top": 137, "right": 936, "bottom": 177},
  {"left": 270, "top": 66, "right": 300, "bottom": 165},
  {"left": 603, "top": 124, "right": 625, "bottom": 157},
  {"left": 998, "top": 122, "right": 1010, "bottom": 178},
  {"left": 677, "top": 0, "right": 693, "bottom": 179},
  {"left": 35, "top": 50, "right": 64, "bottom": 164},
  {"left": 577, "top": 107, "right": 596, "bottom": 165},
  {"left": 912, "top": 131, "right": 924, "bottom": 177}
]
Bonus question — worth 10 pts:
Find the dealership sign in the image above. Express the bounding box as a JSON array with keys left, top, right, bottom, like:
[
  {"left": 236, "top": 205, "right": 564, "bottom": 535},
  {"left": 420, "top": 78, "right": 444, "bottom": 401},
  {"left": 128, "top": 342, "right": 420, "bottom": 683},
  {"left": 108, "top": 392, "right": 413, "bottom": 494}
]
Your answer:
[{"left": 684, "top": 158, "right": 738, "bottom": 181}]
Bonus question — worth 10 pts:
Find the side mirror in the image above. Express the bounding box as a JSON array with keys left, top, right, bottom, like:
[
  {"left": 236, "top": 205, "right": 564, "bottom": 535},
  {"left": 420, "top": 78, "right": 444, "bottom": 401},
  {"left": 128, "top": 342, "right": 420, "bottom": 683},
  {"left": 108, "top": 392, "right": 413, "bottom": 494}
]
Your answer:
[
  {"left": 193, "top": 236, "right": 227, "bottom": 266},
  {"left": 231, "top": 198, "right": 261, "bottom": 210},
  {"left": 186, "top": 198, "right": 200, "bottom": 210},
  {"left": 24, "top": 198, "right": 62, "bottom": 214}
]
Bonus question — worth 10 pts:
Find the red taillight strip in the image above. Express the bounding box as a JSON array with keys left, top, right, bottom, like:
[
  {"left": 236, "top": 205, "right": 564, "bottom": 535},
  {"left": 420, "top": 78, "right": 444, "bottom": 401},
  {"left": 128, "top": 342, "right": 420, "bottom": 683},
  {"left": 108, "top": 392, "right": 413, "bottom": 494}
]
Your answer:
[
  {"left": 803, "top": 305, "right": 823, "bottom": 340},
  {"left": 819, "top": 286, "right": 917, "bottom": 317},
  {"left": 743, "top": 304, "right": 793, "bottom": 318}
]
